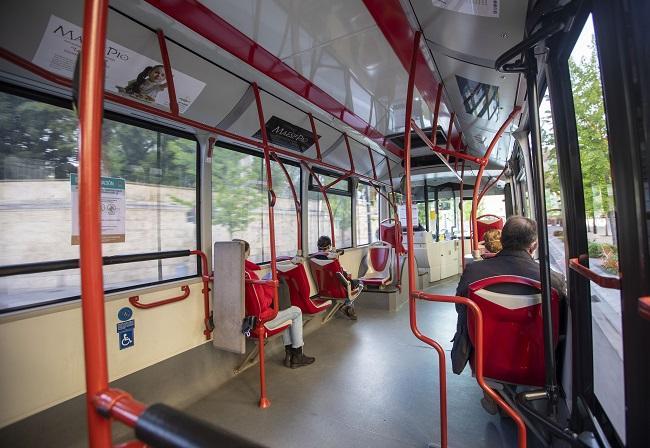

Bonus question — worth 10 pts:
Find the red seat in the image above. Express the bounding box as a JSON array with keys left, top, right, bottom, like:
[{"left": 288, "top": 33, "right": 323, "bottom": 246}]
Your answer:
[
  {"left": 244, "top": 269, "right": 291, "bottom": 338},
  {"left": 277, "top": 262, "right": 332, "bottom": 314},
  {"left": 475, "top": 214, "right": 504, "bottom": 243},
  {"left": 308, "top": 254, "right": 362, "bottom": 301},
  {"left": 360, "top": 241, "right": 393, "bottom": 287},
  {"left": 380, "top": 219, "right": 406, "bottom": 254},
  {"left": 467, "top": 275, "right": 560, "bottom": 387}
]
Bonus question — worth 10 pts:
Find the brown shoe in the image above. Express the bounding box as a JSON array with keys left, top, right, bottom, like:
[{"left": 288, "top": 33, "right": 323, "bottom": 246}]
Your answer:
[
  {"left": 290, "top": 346, "right": 315, "bottom": 368},
  {"left": 341, "top": 305, "right": 358, "bottom": 320}
]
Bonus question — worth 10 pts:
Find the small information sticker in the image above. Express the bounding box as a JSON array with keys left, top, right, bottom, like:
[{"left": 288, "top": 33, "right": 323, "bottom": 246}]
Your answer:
[
  {"left": 432, "top": 0, "right": 500, "bottom": 18},
  {"left": 117, "top": 319, "right": 135, "bottom": 350},
  {"left": 71, "top": 174, "right": 126, "bottom": 244}
]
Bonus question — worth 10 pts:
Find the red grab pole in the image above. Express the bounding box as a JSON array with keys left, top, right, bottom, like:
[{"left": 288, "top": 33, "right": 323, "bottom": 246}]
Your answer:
[
  {"left": 251, "top": 83, "right": 279, "bottom": 409},
  {"left": 156, "top": 29, "right": 179, "bottom": 116},
  {"left": 77, "top": 0, "right": 111, "bottom": 446},
  {"left": 403, "top": 31, "right": 449, "bottom": 448},
  {"left": 303, "top": 162, "right": 336, "bottom": 247},
  {"left": 470, "top": 106, "right": 521, "bottom": 255}
]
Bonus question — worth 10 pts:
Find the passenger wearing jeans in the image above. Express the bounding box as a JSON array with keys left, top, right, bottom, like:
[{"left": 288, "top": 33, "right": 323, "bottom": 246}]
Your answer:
[
  {"left": 238, "top": 240, "right": 315, "bottom": 369},
  {"left": 314, "top": 235, "right": 360, "bottom": 320}
]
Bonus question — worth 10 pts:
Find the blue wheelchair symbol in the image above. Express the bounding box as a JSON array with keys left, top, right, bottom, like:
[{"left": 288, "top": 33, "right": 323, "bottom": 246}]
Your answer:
[{"left": 119, "top": 330, "right": 134, "bottom": 349}]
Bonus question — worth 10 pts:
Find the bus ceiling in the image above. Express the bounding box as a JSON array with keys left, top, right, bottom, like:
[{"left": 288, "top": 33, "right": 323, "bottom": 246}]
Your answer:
[{"left": 0, "top": 0, "right": 539, "bottom": 178}]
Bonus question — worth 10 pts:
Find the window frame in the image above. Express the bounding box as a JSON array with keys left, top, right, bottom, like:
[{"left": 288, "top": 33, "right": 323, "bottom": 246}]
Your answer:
[
  {"left": 0, "top": 85, "right": 202, "bottom": 314},
  {"left": 210, "top": 141, "right": 302, "bottom": 265},
  {"left": 355, "top": 180, "right": 381, "bottom": 247},
  {"left": 307, "top": 168, "right": 354, "bottom": 250}
]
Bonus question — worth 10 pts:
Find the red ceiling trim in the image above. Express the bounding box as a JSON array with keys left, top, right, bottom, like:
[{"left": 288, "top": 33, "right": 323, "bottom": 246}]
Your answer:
[
  {"left": 362, "top": 0, "right": 463, "bottom": 150},
  {"left": 145, "top": 0, "right": 404, "bottom": 159}
]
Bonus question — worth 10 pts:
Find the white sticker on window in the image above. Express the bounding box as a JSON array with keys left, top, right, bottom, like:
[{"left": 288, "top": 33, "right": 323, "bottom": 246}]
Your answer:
[
  {"left": 71, "top": 174, "right": 126, "bottom": 244},
  {"left": 32, "top": 15, "right": 206, "bottom": 113},
  {"left": 432, "top": 0, "right": 500, "bottom": 18}
]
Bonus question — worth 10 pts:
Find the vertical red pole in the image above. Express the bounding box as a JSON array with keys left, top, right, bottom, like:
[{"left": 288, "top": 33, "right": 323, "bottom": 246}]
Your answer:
[
  {"left": 470, "top": 107, "right": 521, "bottom": 255},
  {"left": 385, "top": 155, "right": 401, "bottom": 288},
  {"left": 432, "top": 87, "right": 443, "bottom": 147},
  {"left": 343, "top": 133, "right": 355, "bottom": 173},
  {"left": 78, "top": 0, "right": 111, "bottom": 446},
  {"left": 156, "top": 29, "right": 179, "bottom": 116},
  {"left": 445, "top": 113, "right": 455, "bottom": 152},
  {"left": 304, "top": 163, "right": 336, "bottom": 247},
  {"left": 367, "top": 146, "right": 377, "bottom": 180},
  {"left": 271, "top": 153, "right": 302, "bottom": 254},
  {"left": 252, "top": 83, "right": 277, "bottom": 409},
  {"left": 403, "top": 32, "right": 447, "bottom": 448},
  {"left": 308, "top": 113, "right": 322, "bottom": 161}
]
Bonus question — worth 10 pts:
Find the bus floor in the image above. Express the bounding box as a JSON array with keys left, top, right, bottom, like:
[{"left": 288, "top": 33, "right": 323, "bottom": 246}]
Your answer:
[{"left": 174, "top": 275, "right": 541, "bottom": 448}]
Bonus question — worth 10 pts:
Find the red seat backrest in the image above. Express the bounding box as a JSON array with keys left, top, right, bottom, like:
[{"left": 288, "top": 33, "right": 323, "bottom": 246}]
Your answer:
[
  {"left": 380, "top": 221, "right": 406, "bottom": 253},
  {"left": 308, "top": 256, "right": 348, "bottom": 299},
  {"left": 369, "top": 245, "right": 391, "bottom": 271},
  {"left": 277, "top": 263, "right": 324, "bottom": 314},
  {"left": 475, "top": 215, "right": 504, "bottom": 243},
  {"left": 467, "top": 275, "right": 560, "bottom": 387}
]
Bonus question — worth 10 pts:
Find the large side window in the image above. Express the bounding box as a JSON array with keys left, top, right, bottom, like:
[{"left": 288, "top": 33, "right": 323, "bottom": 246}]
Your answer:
[
  {"left": 308, "top": 171, "right": 352, "bottom": 251},
  {"left": 211, "top": 146, "right": 300, "bottom": 263},
  {"left": 0, "top": 91, "right": 199, "bottom": 312},
  {"left": 356, "top": 182, "right": 379, "bottom": 246},
  {"left": 568, "top": 15, "right": 625, "bottom": 443}
]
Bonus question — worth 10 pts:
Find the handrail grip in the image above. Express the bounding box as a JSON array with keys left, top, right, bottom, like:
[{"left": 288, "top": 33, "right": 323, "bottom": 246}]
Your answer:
[
  {"left": 129, "top": 285, "right": 191, "bottom": 309},
  {"left": 495, "top": 21, "right": 565, "bottom": 72},
  {"left": 413, "top": 291, "right": 527, "bottom": 448},
  {"left": 568, "top": 255, "right": 621, "bottom": 290},
  {"left": 639, "top": 297, "right": 650, "bottom": 321}
]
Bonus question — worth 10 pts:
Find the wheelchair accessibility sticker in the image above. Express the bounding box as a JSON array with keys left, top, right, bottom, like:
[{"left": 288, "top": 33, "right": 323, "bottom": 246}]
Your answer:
[{"left": 117, "top": 319, "right": 135, "bottom": 350}]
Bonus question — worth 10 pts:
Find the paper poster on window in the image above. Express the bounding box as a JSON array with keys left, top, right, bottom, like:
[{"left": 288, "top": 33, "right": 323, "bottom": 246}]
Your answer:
[
  {"left": 433, "top": 0, "right": 500, "bottom": 18},
  {"left": 32, "top": 15, "right": 206, "bottom": 113},
  {"left": 398, "top": 204, "right": 419, "bottom": 228},
  {"left": 71, "top": 174, "right": 126, "bottom": 244}
]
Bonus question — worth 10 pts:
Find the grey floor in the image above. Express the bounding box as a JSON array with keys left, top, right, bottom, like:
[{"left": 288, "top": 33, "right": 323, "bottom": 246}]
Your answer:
[{"left": 181, "top": 276, "right": 524, "bottom": 448}]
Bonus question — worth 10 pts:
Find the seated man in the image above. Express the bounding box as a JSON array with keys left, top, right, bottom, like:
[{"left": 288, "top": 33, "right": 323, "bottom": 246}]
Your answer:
[
  {"left": 313, "top": 235, "right": 360, "bottom": 320},
  {"left": 238, "top": 240, "right": 315, "bottom": 369},
  {"left": 450, "top": 216, "right": 566, "bottom": 411}
]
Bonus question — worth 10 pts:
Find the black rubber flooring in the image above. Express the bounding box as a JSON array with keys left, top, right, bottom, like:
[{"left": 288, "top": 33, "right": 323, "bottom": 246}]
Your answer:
[{"left": 181, "top": 276, "right": 524, "bottom": 448}]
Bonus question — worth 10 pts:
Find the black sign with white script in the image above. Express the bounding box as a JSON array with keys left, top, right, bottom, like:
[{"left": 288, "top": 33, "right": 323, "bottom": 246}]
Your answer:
[{"left": 253, "top": 116, "right": 318, "bottom": 153}]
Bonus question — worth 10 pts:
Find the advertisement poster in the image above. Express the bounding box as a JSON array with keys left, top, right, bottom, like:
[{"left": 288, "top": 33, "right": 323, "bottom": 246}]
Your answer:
[
  {"left": 433, "top": 0, "right": 500, "bottom": 18},
  {"left": 71, "top": 174, "right": 126, "bottom": 244},
  {"left": 398, "top": 204, "right": 419, "bottom": 228},
  {"left": 33, "top": 15, "right": 206, "bottom": 113}
]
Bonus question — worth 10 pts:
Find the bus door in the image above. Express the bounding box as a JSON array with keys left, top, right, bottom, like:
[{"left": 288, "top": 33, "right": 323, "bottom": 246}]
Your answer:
[{"left": 545, "top": 2, "right": 650, "bottom": 446}]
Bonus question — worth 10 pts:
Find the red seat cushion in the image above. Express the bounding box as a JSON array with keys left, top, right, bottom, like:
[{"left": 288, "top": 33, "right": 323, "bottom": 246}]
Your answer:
[
  {"left": 309, "top": 256, "right": 349, "bottom": 299},
  {"left": 277, "top": 263, "right": 332, "bottom": 314},
  {"left": 467, "top": 275, "right": 560, "bottom": 387},
  {"left": 476, "top": 215, "right": 504, "bottom": 243}
]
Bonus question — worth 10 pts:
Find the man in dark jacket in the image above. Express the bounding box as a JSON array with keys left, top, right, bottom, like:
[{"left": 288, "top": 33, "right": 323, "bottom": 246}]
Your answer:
[{"left": 450, "top": 216, "right": 566, "bottom": 411}]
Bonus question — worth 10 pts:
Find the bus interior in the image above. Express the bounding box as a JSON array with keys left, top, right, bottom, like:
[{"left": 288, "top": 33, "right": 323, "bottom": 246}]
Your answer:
[{"left": 0, "top": 0, "right": 648, "bottom": 447}]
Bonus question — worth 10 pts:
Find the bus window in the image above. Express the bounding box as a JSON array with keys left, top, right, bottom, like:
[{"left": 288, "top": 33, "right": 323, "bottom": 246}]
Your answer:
[
  {"left": 211, "top": 146, "right": 300, "bottom": 263},
  {"left": 569, "top": 15, "right": 625, "bottom": 443},
  {"left": 0, "top": 90, "right": 199, "bottom": 311},
  {"left": 540, "top": 92, "right": 567, "bottom": 276},
  {"left": 308, "top": 172, "right": 352, "bottom": 250},
  {"left": 356, "top": 182, "right": 379, "bottom": 246}
]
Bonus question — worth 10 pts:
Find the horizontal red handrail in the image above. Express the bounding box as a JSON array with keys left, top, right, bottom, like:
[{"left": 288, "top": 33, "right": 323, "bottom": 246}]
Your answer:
[
  {"left": 129, "top": 285, "right": 190, "bottom": 309},
  {"left": 568, "top": 255, "right": 621, "bottom": 290},
  {"left": 638, "top": 297, "right": 650, "bottom": 321},
  {"left": 245, "top": 279, "right": 279, "bottom": 286},
  {"left": 412, "top": 291, "right": 527, "bottom": 448},
  {"left": 410, "top": 120, "right": 483, "bottom": 165},
  {"left": 94, "top": 388, "right": 146, "bottom": 428}
]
